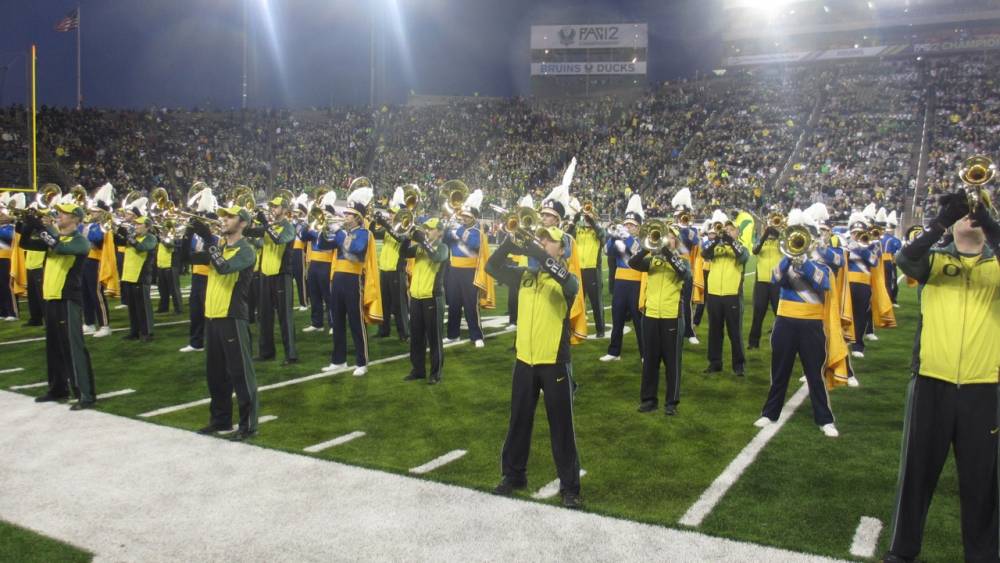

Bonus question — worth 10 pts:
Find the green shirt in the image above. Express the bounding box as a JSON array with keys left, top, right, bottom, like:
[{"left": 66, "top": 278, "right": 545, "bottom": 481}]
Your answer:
[{"left": 193, "top": 238, "right": 257, "bottom": 319}]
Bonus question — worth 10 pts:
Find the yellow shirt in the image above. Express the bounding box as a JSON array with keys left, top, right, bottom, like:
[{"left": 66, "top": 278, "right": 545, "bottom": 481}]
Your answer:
[
  {"left": 756, "top": 240, "right": 782, "bottom": 283},
  {"left": 25, "top": 249, "right": 46, "bottom": 270},
  {"left": 643, "top": 257, "right": 685, "bottom": 319},
  {"left": 156, "top": 242, "right": 173, "bottom": 269},
  {"left": 707, "top": 245, "right": 745, "bottom": 296},
  {"left": 576, "top": 227, "right": 602, "bottom": 269}
]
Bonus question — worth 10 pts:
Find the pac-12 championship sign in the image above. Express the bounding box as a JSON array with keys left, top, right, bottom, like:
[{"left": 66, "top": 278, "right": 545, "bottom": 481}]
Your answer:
[{"left": 531, "top": 23, "right": 648, "bottom": 50}]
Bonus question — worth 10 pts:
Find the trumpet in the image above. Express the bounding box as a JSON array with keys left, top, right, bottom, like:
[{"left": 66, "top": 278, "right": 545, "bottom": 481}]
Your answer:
[
  {"left": 767, "top": 212, "right": 786, "bottom": 230},
  {"left": 504, "top": 206, "right": 541, "bottom": 247},
  {"left": 12, "top": 184, "right": 62, "bottom": 220},
  {"left": 440, "top": 180, "right": 469, "bottom": 218},
  {"left": 869, "top": 225, "right": 884, "bottom": 240},
  {"left": 779, "top": 225, "right": 814, "bottom": 264},
  {"left": 402, "top": 184, "right": 421, "bottom": 211},
  {"left": 676, "top": 210, "right": 692, "bottom": 227},
  {"left": 638, "top": 219, "right": 679, "bottom": 252},
  {"left": 581, "top": 199, "right": 595, "bottom": 217},
  {"left": 851, "top": 228, "right": 872, "bottom": 245},
  {"left": 958, "top": 155, "right": 995, "bottom": 216},
  {"left": 711, "top": 222, "right": 725, "bottom": 236},
  {"left": 307, "top": 206, "right": 342, "bottom": 235}
]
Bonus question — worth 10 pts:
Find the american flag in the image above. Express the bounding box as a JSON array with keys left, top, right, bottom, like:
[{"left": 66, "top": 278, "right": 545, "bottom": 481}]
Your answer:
[{"left": 54, "top": 8, "right": 79, "bottom": 32}]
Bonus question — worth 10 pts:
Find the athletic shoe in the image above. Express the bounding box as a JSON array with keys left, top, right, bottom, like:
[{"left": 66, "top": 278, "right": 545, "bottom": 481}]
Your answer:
[
  {"left": 93, "top": 326, "right": 112, "bottom": 338},
  {"left": 687, "top": 336, "right": 700, "bottom": 345},
  {"left": 114, "top": 304, "right": 127, "bottom": 310},
  {"left": 892, "top": 303, "right": 900, "bottom": 309},
  {"left": 70, "top": 401, "right": 96, "bottom": 411},
  {"left": 821, "top": 423, "right": 839, "bottom": 438},
  {"left": 197, "top": 424, "right": 230, "bottom": 435},
  {"left": 599, "top": 354, "right": 620, "bottom": 362},
  {"left": 637, "top": 401, "right": 657, "bottom": 413},
  {"left": 508, "top": 324, "right": 516, "bottom": 330},
  {"left": 847, "top": 376, "right": 860, "bottom": 388},
  {"left": 297, "top": 306, "right": 309, "bottom": 312},
  {"left": 2, "top": 316, "right": 16, "bottom": 321},
  {"left": 328, "top": 328, "right": 333, "bottom": 335},
  {"left": 753, "top": 416, "right": 773, "bottom": 428},
  {"left": 82, "top": 324, "right": 95, "bottom": 335},
  {"left": 324, "top": 363, "right": 347, "bottom": 372},
  {"left": 664, "top": 405, "right": 678, "bottom": 416},
  {"left": 34, "top": 393, "right": 68, "bottom": 403},
  {"left": 474, "top": 339, "right": 485, "bottom": 348},
  {"left": 562, "top": 492, "right": 584, "bottom": 509},
  {"left": 799, "top": 375, "right": 807, "bottom": 382},
  {"left": 851, "top": 350, "right": 865, "bottom": 359},
  {"left": 178, "top": 345, "right": 203, "bottom": 352},
  {"left": 230, "top": 428, "right": 256, "bottom": 442},
  {"left": 492, "top": 478, "right": 527, "bottom": 496},
  {"left": 403, "top": 372, "right": 425, "bottom": 381},
  {"left": 302, "top": 325, "right": 320, "bottom": 333},
  {"left": 352, "top": 366, "right": 368, "bottom": 377},
  {"left": 441, "top": 337, "right": 457, "bottom": 344},
  {"left": 864, "top": 333, "right": 879, "bottom": 342}
]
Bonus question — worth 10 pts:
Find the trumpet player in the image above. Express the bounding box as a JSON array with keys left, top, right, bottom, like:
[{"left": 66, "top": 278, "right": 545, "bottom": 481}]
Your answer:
[
  {"left": 19, "top": 202, "right": 97, "bottom": 408},
  {"left": 374, "top": 187, "right": 411, "bottom": 342},
  {"left": 155, "top": 224, "right": 184, "bottom": 315},
  {"left": 566, "top": 198, "right": 606, "bottom": 339},
  {"left": 300, "top": 190, "right": 338, "bottom": 334},
  {"left": 885, "top": 190, "right": 1000, "bottom": 563},
  {"left": 702, "top": 210, "right": 748, "bottom": 377},
  {"left": 845, "top": 212, "right": 880, "bottom": 358},
  {"left": 629, "top": 223, "right": 691, "bottom": 415},
  {"left": 245, "top": 195, "right": 299, "bottom": 366},
  {"left": 748, "top": 212, "right": 783, "bottom": 350},
  {"left": 755, "top": 210, "right": 838, "bottom": 438},
  {"left": 600, "top": 194, "right": 645, "bottom": 362},
  {"left": 402, "top": 217, "right": 449, "bottom": 384},
  {"left": 82, "top": 184, "right": 115, "bottom": 337},
  {"left": 443, "top": 186, "right": 487, "bottom": 348},
  {"left": 671, "top": 188, "right": 699, "bottom": 345},
  {"left": 178, "top": 187, "right": 218, "bottom": 353},
  {"left": 290, "top": 193, "right": 310, "bottom": 312},
  {"left": 881, "top": 210, "right": 902, "bottom": 307},
  {"left": 116, "top": 211, "right": 157, "bottom": 342},
  {"left": 0, "top": 194, "right": 20, "bottom": 321}
]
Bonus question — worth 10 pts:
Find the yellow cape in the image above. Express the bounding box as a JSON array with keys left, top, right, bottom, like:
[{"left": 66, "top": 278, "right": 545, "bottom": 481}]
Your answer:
[
  {"left": 9, "top": 232, "right": 27, "bottom": 297},
  {"left": 823, "top": 271, "right": 850, "bottom": 390},
  {"left": 98, "top": 233, "right": 121, "bottom": 298},
  {"left": 692, "top": 250, "right": 705, "bottom": 305},
  {"left": 870, "top": 259, "right": 896, "bottom": 329},
  {"left": 362, "top": 230, "right": 383, "bottom": 324},
  {"left": 474, "top": 237, "right": 495, "bottom": 309},
  {"left": 566, "top": 238, "right": 588, "bottom": 344}
]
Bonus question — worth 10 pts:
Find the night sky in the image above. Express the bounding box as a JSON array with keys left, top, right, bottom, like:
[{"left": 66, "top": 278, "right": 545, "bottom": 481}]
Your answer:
[{"left": 0, "top": 0, "right": 722, "bottom": 110}]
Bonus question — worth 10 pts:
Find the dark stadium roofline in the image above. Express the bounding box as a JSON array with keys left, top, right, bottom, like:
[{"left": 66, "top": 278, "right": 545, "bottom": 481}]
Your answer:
[{"left": 723, "top": 8, "right": 1000, "bottom": 41}]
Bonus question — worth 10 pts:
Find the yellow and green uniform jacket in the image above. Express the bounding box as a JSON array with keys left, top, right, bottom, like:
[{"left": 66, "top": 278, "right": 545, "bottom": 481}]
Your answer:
[
  {"left": 19, "top": 226, "right": 91, "bottom": 304},
  {"left": 703, "top": 237, "right": 749, "bottom": 296},
  {"left": 897, "top": 243, "right": 999, "bottom": 385},
  {"left": 569, "top": 219, "right": 605, "bottom": 271},
  {"left": 752, "top": 234, "right": 783, "bottom": 284},
  {"left": 628, "top": 248, "right": 692, "bottom": 319},
  {"left": 191, "top": 238, "right": 257, "bottom": 320},
  {"left": 486, "top": 242, "right": 579, "bottom": 366},
  {"left": 245, "top": 219, "right": 295, "bottom": 276},
  {"left": 403, "top": 237, "right": 449, "bottom": 299},
  {"left": 115, "top": 232, "right": 158, "bottom": 284}
]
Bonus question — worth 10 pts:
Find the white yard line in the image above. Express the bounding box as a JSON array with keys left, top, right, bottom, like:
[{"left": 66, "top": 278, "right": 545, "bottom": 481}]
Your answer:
[
  {"left": 679, "top": 384, "right": 810, "bottom": 528},
  {"left": 408, "top": 449, "right": 467, "bottom": 474},
  {"left": 138, "top": 326, "right": 516, "bottom": 418},
  {"left": 304, "top": 431, "right": 366, "bottom": 453},
  {"left": 0, "top": 389, "right": 844, "bottom": 562},
  {"left": 532, "top": 469, "right": 587, "bottom": 499},
  {"left": 219, "top": 414, "right": 277, "bottom": 434},
  {"left": 0, "top": 320, "right": 190, "bottom": 346},
  {"left": 96, "top": 388, "right": 136, "bottom": 400},
  {"left": 849, "top": 517, "right": 883, "bottom": 558},
  {"left": 9, "top": 381, "right": 47, "bottom": 390},
  {"left": 0, "top": 367, "right": 24, "bottom": 374}
]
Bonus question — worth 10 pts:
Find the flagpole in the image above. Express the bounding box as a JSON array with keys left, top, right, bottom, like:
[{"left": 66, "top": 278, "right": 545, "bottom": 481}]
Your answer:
[{"left": 76, "top": 4, "right": 82, "bottom": 110}]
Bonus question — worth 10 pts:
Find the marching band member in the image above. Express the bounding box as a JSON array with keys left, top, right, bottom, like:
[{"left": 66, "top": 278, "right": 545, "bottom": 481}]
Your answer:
[
  {"left": 845, "top": 211, "right": 880, "bottom": 358},
  {"left": 245, "top": 194, "right": 299, "bottom": 365},
  {"left": 886, "top": 192, "right": 1000, "bottom": 563},
  {"left": 882, "top": 210, "right": 902, "bottom": 307},
  {"left": 600, "top": 193, "right": 645, "bottom": 362},
  {"left": 178, "top": 186, "right": 218, "bottom": 353},
  {"left": 319, "top": 180, "right": 382, "bottom": 376},
  {"left": 755, "top": 209, "right": 838, "bottom": 437},
  {"left": 443, "top": 185, "right": 491, "bottom": 348},
  {"left": 290, "top": 193, "right": 310, "bottom": 312},
  {"left": 566, "top": 196, "right": 606, "bottom": 339},
  {"left": 115, "top": 197, "right": 157, "bottom": 342},
  {"left": 374, "top": 186, "right": 411, "bottom": 341},
  {"left": 502, "top": 194, "right": 533, "bottom": 329},
  {"left": 538, "top": 161, "right": 587, "bottom": 343},
  {"left": 748, "top": 211, "right": 783, "bottom": 350},
  {"left": 155, "top": 223, "right": 183, "bottom": 315},
  {"left": 23, "top": 205, "right": 47, "bottom": 327},
  {"left": 82, "top": 184, "right": 116, "bottom": 337},
  {"left": 19, "top": 201, "right": 97, "bottom": 408},
  {"left": 692, "top": 218, "right": 713, "bottom": 330},
  {"left": 402, "top": 217, "right": 449, "bottom": 384},
  {"left": 487, "top": 225, "right": 582, "bottom": 509},
  {"left": 189, "top": 206, "right": 259, "bottom": 441},
  {"left": 301, "top": 190, "right": 338, "bottom": 334},
  {"left": 0, "top": 194, "right": 19, "bottom": 320},
  {"left": 629, "top": 223, "right": 691, "bottom": 415},
  {"left": 671, "top": 188, "right": 699, "bottom": 345},
  {"left": 702, "top": 210, "right": 748, "bottom": 376}
]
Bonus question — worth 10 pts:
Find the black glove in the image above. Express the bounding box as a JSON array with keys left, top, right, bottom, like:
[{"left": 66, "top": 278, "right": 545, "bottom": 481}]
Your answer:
[
  {"left": 539, "top": 256, "right": 570, "bottom": 282},
  {"left": 115, "top": 225, "right": 129, "bottom": 240},
  {"left": 721, "top": 232, "right": 734, "bottom": 244},
  {"left": 933, "top": 191, "right": 970, "bottom": 230},
  {"left": 525, "top": 239, "right": 548, "bottom": 261},
  {"left": 412, "top": 228, "right": 426, "bottom": 244},
  {"left": 191, "top": 220, "right": 213, "bottom": 241},
  {"left": 970, "top": 204, "right": 1000, "bottom": 247},
  {"left": 208, "top": 245, "right": 226, "bottom": 270},
  {"left": 23, "top": 213, "right": 43, "bottom": 232},
  {"left": 37, "top": 226, "right": 58, "bottom": 249},
  {"left": 255, "top": 210, "right": 268, "bottom": 227}
]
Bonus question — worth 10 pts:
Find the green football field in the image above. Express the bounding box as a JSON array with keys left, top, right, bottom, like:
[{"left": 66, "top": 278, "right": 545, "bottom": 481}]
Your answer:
[{"left": 0, "top": 265, "right": 968, "bottom": 562}]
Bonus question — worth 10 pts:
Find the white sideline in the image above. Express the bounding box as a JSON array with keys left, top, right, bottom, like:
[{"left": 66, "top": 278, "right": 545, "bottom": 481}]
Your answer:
[
  {"left": 9, "top": 381, "right": 47, "bottom": 390},
  {"left": 409, "top": 449, "right": 467, "bottom": 474},
  {"left": 0, "top": 367, "right": 24, "bottom": 374},
  {"left": 138, "top": 326, "right": 516, "bottom": 418},
  {"left": 849, "top": 516, "right": 883, "bottom": 558},
  {"left": 679, "top": 384, "right": 810, "bottom": 527},
  {"left": 219, "top": 415, "right": 277, "bottom": 434},
  {"left": 0, "top": 320, "right": 190, "bottom": 346},
  {"left": 94, "top": 389, "right": 137, "bottom": 400},
  {"left": 533, "top": 469, "right": 587, "bottom": 499},
  {"left": 0, "top": 390, "right": 843, "bottom": 562},
  {"left": 304, "top": 431, "right": 366, "bottom": 453}
]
